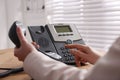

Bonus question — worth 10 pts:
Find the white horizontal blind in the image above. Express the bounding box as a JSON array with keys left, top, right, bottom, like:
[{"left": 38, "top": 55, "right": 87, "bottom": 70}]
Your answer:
[{"left": 45, "top": 0, "right": 120, "bottom": 51}]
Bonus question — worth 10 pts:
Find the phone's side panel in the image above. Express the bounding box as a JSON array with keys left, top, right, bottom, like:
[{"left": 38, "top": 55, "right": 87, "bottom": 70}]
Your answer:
[{"left": 28, "top": 26, "right": 62, "bottom": 60}]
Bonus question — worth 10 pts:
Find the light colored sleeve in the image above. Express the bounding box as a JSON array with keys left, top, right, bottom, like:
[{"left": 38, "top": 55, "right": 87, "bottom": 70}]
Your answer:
[
  {"left": 84, "top": 37, "right": 120, "bottom": 80},
  {"left": 23, "top": 51, "right": 87, "bottom": 80}
]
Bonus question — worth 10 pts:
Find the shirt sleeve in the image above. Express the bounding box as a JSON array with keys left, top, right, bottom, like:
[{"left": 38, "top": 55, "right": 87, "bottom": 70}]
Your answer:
[
  {"left": 84, "top": 37, "right": 120, "bottom": 80},
  {"left": 23, "top": 51, "right": 88, "bottom": 80}
]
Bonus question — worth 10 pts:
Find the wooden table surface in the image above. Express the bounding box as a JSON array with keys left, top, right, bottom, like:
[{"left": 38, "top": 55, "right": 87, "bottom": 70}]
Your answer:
[
  {"left": 0, "top": 48, "right": 31, "bottom": 80},
  {"left": 0, "top": 48, "right": 92, "bottom": 80}
]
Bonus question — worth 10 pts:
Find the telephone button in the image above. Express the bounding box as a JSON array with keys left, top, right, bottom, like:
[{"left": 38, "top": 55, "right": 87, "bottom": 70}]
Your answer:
[
  {"left": 68, "top": 54, "right": 72, "bottom": 57},
  {"left": 70, "top": 57, "right": 74, "bottom": 60},
  {"left": 64, "top": 54, "right": 67, "bottom": 57},
  {"left": 70, "top": 34, "right": 73, "bottom": 35},
  {"left": 66, "top": 49, "right": 70, "bottom": 53},
  {"left": 66, "top": 39, "right": 73, "bottom": 44},
  {"left": 62, "top": 51, "right": 66, "bottom": 53},
  {"left": 60, "top": 47, "right": 65, "bottom": 50},
  {"left": 65, "top": 58, "right": 69, "bottom": 61},
  {"left": 58, "top": 34, "right": 62, "bottom": 36},
  {"left": 62, "top": 34, "right": 66, "bottom": 36}
]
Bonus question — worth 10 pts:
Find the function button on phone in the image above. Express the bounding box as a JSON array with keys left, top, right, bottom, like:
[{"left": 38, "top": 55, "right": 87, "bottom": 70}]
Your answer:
[
  {"left": 67, "top": 53, "right": 70, "bottom": 55},
  {"left": 64, "top": 54, "right": 67, "bottom": 57},
  {"left": 66, "top": 39, "right": 73, "bottom": 44},
  {"left": 58, "top": 34, "right": 68, "bottom": 36},
  {"left": 66, "top": 49, "right": 70, "bottom": 53},
  {"left": 62, "top": 50, "right": 66, "bottom": 53},
  {"left": 70, "top": 57, "right": 74, "bottom": 60},
  {"left": 65, "top": 58, "right": 69, "bottom": 61},
  {"left": 62, "top": 34, "right": 66, "bottom": 36},
  {"left": 58, "top": 34, "right": 62, "bottom": 36},
  {"left": 60, "top": 47, "right": 65, "bottom": 50},
  {"left": 70, "top": 34, "right": 73, "bottom": 35}
]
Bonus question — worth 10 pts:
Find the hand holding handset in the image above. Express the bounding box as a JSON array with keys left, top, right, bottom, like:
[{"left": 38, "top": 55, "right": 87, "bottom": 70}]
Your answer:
[
  {"left": 8, "top": 21, "right": 85, "bottom": 65},
  {"left": 0, "top": 21, "right": 25, "bottom": 78},
  {"left": 8, "top": 21, "right": 26, "bottom": 48}
]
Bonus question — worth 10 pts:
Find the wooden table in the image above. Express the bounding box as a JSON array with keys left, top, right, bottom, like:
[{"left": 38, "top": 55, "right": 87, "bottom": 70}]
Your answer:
[
  {"left": 0, "top": 48, "right": 92, "bottom": 80},
  {"left": 0, "top": 48, "right": 31, "bottom": 80}
]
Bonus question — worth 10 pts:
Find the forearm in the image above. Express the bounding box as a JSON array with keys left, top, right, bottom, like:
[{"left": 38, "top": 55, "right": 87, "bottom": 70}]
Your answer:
[
  {"left": 85, "top": 37, "right": 120, "bottom": 80},
  {"left": 89, "top": 53, "right": 100, "bottom": 64},
  {"left": 23, "top": 51, "right": 87, "bottom": 80}
]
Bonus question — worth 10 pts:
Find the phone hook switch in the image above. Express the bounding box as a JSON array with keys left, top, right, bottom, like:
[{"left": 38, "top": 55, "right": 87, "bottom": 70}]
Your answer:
[{"left": 36, "top": 31, "right": 42, "bottom": 34}]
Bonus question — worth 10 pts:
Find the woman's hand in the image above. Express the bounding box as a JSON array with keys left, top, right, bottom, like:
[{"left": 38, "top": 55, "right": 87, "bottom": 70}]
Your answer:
[
  {"left": 14, "top": 27, "right": 39, "bottom": 61},
  {"left": 65, "top": 44, "right": 100, "bottom": 66}
]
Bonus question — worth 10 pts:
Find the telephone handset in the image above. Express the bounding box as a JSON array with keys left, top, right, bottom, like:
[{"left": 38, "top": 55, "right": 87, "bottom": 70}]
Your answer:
[
  {"left": 9, "top": 21, "right": 26, "bottom": 48},
  {"left": 28, "top": 24, "right": 85, "bottom": 64}
]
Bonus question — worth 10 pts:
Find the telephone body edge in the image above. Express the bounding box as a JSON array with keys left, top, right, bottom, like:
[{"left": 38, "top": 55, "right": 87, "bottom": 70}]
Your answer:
[{"left": 28, "top": 24, "right": 85, "bottom": 65}]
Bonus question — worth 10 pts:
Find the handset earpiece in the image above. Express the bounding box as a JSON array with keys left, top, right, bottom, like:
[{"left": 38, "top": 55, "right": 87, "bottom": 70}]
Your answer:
[{"left": 8, "top": 21, "right": 26, "bottom": 48}]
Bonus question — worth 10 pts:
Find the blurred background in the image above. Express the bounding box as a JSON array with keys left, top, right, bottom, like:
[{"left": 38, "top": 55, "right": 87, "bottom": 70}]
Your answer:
[{"left": 0, "top": 0, "right": 120, "bottom": 52}]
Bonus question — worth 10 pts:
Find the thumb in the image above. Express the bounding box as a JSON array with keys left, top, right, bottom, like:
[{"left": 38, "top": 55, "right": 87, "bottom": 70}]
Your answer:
[{"left": 16, "top": 27, "right": 27, "bottom": 45}]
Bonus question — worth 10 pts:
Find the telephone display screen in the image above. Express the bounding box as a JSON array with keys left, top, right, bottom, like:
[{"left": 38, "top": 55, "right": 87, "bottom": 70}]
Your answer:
[{"left": 54, "top": 25, "right": 72, "bottom": 33}]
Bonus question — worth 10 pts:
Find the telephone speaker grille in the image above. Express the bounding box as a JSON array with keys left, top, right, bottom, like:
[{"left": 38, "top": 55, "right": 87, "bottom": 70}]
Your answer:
[{"left": 38, "top": 37, "right": 49, "bottom": 47}]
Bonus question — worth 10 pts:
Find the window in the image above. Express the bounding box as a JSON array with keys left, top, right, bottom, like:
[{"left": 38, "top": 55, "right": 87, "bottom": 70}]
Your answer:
[{"left": 45, "top": 0, "right": 120, "bottom": 51}]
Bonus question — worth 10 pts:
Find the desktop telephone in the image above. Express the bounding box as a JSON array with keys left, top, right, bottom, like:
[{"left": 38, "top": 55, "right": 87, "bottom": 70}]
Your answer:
[{"left": 28, "top": 24, "right": 85, "bottom": 64}]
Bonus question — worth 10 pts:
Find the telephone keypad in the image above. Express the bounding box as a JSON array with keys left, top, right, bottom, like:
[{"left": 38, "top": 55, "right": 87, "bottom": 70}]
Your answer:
[
  {"left": 28, "top": 25, "right": 85, "bottom": 65},
  {"left": 60, "top": 47, "right": 74, "bottom": 63}
]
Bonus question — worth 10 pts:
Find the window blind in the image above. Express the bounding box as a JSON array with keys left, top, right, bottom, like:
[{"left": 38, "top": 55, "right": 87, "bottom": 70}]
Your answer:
[{"left": 45, "top": 0, "right": 120, "bottom": 51}]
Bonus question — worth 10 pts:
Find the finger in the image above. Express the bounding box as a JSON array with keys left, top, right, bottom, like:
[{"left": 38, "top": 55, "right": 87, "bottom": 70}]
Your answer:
[
  {"left": 80, "top": 58, "right": 86, "bottom": 62},
  {"left": 74, "top": 55, "right": 81, "bottom": 67},
  {"left": 32, "top": 42, "right": 40, "bottom": 48},
  {"left": 80, "top": 59, "right": 87, "bottom": 64},
  {"left": 31, "top": 42, "right": 40, "bottom": 49},
  {"left": 65, "top": 44, "right": 88, "bottom": 50},
  {"left": 70, "top": 49, "right": 87, "bottom": 59},
  {"left": 31, "top": 42, "right": 36, "bottom": 45},
  {"left": 16, "top": 27, "right": 27, "bottom": 45}
]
